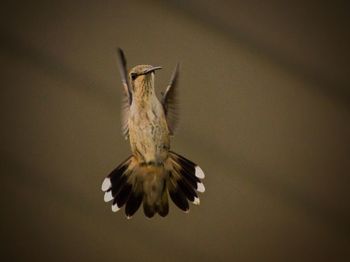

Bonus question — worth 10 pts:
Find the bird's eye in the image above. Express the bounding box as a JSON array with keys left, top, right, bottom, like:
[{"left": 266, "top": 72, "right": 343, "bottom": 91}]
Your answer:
[{"left": 131, "top": 73, "right": 137, "bottom": 80}]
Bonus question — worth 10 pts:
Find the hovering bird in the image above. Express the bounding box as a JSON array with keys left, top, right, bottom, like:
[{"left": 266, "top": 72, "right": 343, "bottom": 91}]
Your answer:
[{"left": 101, "top": 48, "right": 205, "bottom": 218}]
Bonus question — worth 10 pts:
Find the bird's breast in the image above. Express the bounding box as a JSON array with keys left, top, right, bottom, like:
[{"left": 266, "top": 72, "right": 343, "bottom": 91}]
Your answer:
[{"left": 128, "top": 99, "right": 170, "bottom": 164}]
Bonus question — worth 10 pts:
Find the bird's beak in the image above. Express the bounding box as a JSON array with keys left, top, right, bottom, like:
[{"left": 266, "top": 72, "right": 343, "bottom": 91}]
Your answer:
[{"left": 144, "top": 66, "right": 162, "bottom": 74}]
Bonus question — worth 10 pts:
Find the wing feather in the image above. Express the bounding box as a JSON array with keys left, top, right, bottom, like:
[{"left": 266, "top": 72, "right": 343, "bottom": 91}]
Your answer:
[
  {"left": 162, "top": 63, "right": 179, "bottom": 135},
  {"left": 117, "top": 48, "right": 132, "bottom": 139}
]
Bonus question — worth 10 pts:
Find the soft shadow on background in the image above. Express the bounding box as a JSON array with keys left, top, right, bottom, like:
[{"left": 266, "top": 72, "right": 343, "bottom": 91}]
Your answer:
[{"left": 1, "top": 1, "right": 349, "bottom": 261}]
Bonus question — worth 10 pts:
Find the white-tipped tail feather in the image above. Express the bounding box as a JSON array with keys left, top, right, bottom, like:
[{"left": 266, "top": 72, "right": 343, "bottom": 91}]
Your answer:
[
  {"left": 112, "top": 204, "right": 120, "bottom": 212},
  {"left": 196, "top": 182, "right": 205, "bottom": 193},
  {"left": 104, "top": 191, "right": 113, "bottom": 202},
  {"left": 101, "top": 178, "right": 111, "bottom": 192},
  {"left": 195, "top": 166, "right": 205, "bottom": 179},
  {"left": 193, "top": 197, "right": 200, "bottom": 205}
]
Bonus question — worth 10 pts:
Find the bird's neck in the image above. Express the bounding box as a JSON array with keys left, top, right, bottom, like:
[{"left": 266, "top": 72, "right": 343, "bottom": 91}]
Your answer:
[{"left": 134, "top": 81, "right": 156, "bottom": 102}]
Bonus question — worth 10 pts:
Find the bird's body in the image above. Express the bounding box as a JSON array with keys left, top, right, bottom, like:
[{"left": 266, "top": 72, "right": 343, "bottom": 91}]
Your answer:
[
  {"left": 101, "top": 49, "right": 205, "bottom": 218},
  {"left": 128, "top": 74, "right": 170, "bottom": 164}
]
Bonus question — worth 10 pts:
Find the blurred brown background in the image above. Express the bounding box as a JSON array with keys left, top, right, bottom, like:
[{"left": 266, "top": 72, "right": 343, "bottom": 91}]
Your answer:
[{"left": 1, "top": 0, "right": 350, "bottom": 261}]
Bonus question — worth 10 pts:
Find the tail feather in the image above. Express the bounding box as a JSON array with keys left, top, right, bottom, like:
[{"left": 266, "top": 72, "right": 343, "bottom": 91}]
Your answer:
[
  {"left": 102, "top": 156, "right": 134, "bottom": 213},
  {"left": 125, "top": 191, "right": 143, "bottom": 218},
  {"left": 101, "top": 152, "right": 205, "bottom": 218},
  {"left": 143, "top": 187, "right": 169, "bottom": 218},
  {"left": 157, "top": 189, "right": 169, "bottom": 217},
  {"left": 170, "top": 152, "right": 205, "bottom": 194},
  {"left": 143, "top": 202, "right": 156, "bottom": 218},
  {"left": 177, "top": 178, "right": 198, "bottom": 203},
  {"left": 113, "top": 183, "right": 132, "bottom": 209},
  {"left": 111, "top": 175, "right": 127, "bottom": 198},
  {"left": 168, "top": 178, "right": 189, "bottom": 212},
  {"left": 125, "top": 178, "right": 143, "bottom": 218},
  {"left": 169, "top": 151, "right": 205, "bottom": 195}
]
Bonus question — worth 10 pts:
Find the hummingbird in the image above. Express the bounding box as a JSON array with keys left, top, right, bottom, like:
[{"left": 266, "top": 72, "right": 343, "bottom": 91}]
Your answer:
[{"left": 101, "top": 48, "right": 205, "bottom": 218}]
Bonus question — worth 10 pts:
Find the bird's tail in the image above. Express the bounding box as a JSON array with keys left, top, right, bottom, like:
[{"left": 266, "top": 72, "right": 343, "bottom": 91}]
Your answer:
[{"left": 101, "top": 151, "right": 205, "bottom": 218}]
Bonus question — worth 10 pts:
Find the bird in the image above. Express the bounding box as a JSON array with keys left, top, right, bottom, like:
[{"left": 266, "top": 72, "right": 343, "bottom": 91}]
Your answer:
[{"left": 101, "top": 48, "right": 205, "bottom": 218}]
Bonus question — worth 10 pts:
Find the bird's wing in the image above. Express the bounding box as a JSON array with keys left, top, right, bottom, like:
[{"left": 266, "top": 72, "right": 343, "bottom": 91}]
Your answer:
[
  {"left": 117, "top": 48, "right": 132, "bottom": 139},
  {"left": 161, "top": 63, "right": 179, "bottom": 135}
]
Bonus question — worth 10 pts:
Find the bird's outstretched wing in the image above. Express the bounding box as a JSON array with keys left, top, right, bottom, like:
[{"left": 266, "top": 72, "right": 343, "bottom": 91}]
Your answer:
[
  {"left": 162, "top": 63, "right": 179, "bottom": 135},
  {"left": 117, "top": 48, "right": 132, "bottom": 139}
]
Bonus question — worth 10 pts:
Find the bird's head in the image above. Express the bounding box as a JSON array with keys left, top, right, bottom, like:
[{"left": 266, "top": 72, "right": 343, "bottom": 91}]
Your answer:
[{"left": 129, "top": 65, "right": 162, "bottom": 96}]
